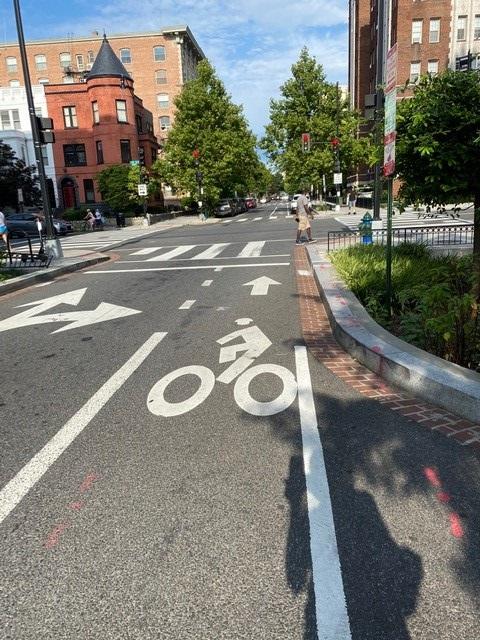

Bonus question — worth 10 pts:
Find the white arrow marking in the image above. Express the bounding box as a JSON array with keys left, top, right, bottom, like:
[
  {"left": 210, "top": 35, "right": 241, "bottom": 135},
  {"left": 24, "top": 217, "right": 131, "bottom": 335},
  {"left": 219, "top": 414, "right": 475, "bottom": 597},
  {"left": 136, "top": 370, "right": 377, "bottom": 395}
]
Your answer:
[
  {"left": 242, "top": 276, "right": 281, "bottom": 296},
  {"left": 0, "top": 288, "right": 141, "bottom": 334}
]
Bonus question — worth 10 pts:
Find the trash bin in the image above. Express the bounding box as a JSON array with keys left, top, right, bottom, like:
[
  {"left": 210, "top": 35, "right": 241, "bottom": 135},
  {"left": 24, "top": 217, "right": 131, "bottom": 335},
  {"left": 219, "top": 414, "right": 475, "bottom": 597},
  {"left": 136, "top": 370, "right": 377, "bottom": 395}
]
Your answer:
[{"left": 359, "top": 212, "right": 373, "bottom": 245}]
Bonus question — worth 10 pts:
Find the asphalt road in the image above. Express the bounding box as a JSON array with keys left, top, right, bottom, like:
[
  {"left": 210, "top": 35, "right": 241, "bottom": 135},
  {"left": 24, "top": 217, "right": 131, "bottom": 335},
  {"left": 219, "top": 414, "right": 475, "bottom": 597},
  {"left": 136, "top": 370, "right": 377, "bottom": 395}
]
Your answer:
[{"left": 0, "top": 202, "right": 479, "bottom": 640}]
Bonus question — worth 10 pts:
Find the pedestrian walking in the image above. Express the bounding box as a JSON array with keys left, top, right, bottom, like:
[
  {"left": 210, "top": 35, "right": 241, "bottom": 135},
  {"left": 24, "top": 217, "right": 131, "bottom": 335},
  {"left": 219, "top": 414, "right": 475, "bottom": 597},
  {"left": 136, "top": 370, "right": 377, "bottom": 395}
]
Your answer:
[
  {"left": 94, "top": 208, "right": 103, "bottom": 230},
  {"left": 84, "top": 209, "right": 95, "bottom": 231},
  {"left": 0, "top": 209, "right": 8, "bottom": 247},
  {"left": 295, "top": 189, "right": 315, "bottom": 244},
  {"left": 348, "top": 188, "right": 357, "bottom": 215}
]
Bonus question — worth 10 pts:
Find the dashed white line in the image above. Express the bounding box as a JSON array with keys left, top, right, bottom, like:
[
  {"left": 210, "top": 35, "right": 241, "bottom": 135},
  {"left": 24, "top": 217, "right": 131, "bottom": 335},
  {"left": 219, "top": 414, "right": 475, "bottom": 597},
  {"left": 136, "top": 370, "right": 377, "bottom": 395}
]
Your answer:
[
  {"left": 201, "top": 280, "right": 213, "bottom": 287},
  {"left": 179, "top": 300, "right": 196, "bottom": 310}
]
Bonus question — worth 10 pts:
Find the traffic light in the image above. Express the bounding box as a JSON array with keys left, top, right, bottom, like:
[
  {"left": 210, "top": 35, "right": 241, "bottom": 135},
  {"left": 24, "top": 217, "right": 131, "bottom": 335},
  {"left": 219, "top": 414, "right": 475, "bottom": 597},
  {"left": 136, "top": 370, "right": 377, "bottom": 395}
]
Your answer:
[
  {"left": 36, "top": 116, "right": 55, "bottom": 144},
  {"left": 301, "top": 132, "right": 310, "bottom": 153},
  {"left": 330, "top": 137, "right": 340, "bottom": 150}
]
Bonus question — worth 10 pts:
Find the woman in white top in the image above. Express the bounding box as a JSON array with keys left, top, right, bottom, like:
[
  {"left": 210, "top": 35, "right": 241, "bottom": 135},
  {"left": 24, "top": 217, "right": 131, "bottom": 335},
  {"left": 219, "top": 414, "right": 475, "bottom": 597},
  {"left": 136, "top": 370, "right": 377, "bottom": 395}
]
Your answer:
[{"left": 0, "top": 210, "right": 8, "bottom": 246}]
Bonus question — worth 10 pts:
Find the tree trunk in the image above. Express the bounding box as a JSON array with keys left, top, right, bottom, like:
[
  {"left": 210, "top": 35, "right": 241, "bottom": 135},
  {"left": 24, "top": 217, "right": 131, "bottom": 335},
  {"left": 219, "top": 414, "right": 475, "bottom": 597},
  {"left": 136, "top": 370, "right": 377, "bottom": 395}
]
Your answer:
[{"left": 474, "top": 193, "right": 480, "bottom": 301}]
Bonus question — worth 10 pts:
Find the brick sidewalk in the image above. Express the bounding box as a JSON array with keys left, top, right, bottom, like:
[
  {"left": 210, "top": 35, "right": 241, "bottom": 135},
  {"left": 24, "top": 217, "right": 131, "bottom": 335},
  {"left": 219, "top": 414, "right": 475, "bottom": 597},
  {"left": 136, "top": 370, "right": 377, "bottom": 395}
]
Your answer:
[{"left": 294, "top": 246, "right": 480, "bottom": 458}]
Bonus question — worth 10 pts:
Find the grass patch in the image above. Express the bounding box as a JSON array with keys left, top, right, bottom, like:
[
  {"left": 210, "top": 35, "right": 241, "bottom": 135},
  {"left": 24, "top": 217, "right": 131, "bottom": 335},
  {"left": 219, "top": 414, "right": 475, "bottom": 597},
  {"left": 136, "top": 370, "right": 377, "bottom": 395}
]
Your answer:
[{"left": 330, "top": 244, "right": 480, "bottom": 371}]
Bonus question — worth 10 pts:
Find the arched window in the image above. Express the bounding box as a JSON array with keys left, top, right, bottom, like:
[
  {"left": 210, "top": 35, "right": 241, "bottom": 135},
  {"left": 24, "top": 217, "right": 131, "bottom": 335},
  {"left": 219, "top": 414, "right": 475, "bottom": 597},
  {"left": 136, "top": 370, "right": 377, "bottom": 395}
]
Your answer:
[
  {"left": 157, "top": 93, "right": 169, "bottom": 109},
  {"left": 35, "top": 54, "right": 47, "bottom": 71},
  {"left": 155, "top": 69, "right": 167, "bottom": 84},
  {"left": 120, "top": 48, "right": 132, "bottom": 64}
]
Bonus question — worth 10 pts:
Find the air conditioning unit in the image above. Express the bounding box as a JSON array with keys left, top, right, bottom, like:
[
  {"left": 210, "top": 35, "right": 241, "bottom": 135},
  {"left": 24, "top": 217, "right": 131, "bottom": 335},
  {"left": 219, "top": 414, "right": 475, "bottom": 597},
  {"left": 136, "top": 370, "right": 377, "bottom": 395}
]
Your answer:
[{"left": 86, "top": 63, "right": 92, "bottom": 71}]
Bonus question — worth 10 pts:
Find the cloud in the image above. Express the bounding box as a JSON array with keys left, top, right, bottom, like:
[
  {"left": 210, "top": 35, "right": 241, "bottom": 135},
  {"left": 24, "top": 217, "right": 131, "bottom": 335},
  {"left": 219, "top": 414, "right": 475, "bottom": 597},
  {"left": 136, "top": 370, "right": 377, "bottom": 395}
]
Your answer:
[{"left": 16, "top": 0, "right": 348, "bottom": 138}]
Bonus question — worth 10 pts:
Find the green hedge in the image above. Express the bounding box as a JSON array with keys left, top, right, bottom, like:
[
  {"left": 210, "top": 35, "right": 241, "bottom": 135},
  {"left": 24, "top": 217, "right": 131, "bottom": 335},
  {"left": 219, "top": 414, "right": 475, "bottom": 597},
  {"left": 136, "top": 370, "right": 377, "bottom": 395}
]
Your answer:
[{"left": 330, "top": 244, "right": 480, "bottom": 371}]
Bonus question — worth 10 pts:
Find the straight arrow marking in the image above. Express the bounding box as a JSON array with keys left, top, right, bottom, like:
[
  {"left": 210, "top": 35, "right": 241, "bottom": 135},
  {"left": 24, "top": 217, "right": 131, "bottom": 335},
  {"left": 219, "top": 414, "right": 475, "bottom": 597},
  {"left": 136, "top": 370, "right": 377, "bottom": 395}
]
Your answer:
[{"left": 243, "top": 276, "right": 281, "bottom": 296}]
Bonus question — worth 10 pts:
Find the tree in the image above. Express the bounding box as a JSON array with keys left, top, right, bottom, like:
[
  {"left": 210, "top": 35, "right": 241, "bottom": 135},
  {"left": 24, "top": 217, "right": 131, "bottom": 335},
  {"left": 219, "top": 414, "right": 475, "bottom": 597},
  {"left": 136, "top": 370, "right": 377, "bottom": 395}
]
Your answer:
[
  {"left": 0, "top": 141, "right": 41, "bottom": 209},
  {"left": 260, "top": 48, "right": 375, "bottom": 194},
  {"left": 154, "top": 60, "right": 261, "bottom": 209},
  {"left": 96, "top": 164, "right": 153, "bottom": 212},
  {"left": 396, "top": 70, "right": 480, "bottom": 295}
]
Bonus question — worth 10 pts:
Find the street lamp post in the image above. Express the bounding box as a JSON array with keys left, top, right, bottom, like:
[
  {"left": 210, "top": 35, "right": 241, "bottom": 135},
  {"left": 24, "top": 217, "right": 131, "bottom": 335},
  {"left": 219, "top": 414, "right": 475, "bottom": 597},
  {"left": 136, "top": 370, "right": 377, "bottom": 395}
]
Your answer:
[{"left": 12, "top": 0, "right": 63, "bottom": 257}]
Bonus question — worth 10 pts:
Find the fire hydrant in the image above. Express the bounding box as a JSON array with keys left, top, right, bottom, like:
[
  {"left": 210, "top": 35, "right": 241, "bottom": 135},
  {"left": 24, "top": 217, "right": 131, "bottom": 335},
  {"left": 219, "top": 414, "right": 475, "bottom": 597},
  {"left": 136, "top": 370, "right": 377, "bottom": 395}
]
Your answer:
[{"left": 359, "top": 211, "right": 373, "bottom": 245}]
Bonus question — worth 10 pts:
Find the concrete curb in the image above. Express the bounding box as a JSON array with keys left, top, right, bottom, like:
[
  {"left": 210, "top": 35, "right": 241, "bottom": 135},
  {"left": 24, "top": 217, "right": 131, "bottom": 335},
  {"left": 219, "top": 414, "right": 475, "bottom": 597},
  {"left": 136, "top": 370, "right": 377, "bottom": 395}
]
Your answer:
[
  {"left": 0, "top": 253, "right": 110, "bottom": 296},
  {"left": 306, "top": 245, "right": 480, "bottom": 423}
]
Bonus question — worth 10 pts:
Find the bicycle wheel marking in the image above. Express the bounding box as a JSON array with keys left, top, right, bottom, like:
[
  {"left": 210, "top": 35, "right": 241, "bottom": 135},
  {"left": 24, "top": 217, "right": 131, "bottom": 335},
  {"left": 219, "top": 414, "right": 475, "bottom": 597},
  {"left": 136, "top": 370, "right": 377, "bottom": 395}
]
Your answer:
[
  {"left": 233, "top": 364, "right": 297, "bottom": 416},
  {"left": 147, "top": 365, "right": 215, "bottom": 417}
]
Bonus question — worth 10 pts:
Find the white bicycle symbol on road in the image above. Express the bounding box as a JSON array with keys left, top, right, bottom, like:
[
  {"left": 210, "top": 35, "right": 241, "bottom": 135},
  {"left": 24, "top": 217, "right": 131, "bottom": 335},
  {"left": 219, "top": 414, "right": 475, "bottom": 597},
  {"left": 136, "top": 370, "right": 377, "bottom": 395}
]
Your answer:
[{"left": 147, "top": 318, "right": 298, "bottom": 418}]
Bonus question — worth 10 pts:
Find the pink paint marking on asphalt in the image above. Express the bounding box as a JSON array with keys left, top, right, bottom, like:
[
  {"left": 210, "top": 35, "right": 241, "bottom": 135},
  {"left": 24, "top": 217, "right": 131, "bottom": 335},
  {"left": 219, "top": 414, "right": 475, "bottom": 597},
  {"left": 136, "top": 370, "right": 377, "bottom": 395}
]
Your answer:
[
  {"left": 69, "top": 501, "right": 85, "bottom": 511},
  {"left": 437, "top": 491, "right": 451, "bottom": 504},
  {"left": 44, "top": 522, "right": 70, "bottom": 550},
  {"left": 449, "top": 513, "right": 464, "bottom": 539},
  {"left": 423, "top": 467, "right": 442, "bottom": 488},
  {"left": 79, "top": 472, "right": 99, "bottom": 494}
]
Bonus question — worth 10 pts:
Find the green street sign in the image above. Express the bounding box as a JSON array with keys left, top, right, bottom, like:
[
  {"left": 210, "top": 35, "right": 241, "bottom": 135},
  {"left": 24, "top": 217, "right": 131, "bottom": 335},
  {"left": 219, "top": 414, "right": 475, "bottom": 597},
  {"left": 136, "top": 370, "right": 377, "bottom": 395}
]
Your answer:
[{"left": 130, "top": 160, "right": 140, "bottom": 166}]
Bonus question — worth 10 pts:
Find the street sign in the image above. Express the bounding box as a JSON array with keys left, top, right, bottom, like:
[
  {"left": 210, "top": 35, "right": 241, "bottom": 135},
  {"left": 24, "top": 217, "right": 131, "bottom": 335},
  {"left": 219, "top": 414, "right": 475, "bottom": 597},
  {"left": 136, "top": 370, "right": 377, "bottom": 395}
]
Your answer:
[
  {"left": 130, "top": 160, "right": 140, "bottom": 167},
  {"left": 385, "top": 43, "right": 398, "bottom": 93},
  {"left": 334, "top": 172, "right": 343, "bottom": 185},
  {"left": 137, "top": 184, "right": 148, "bottom": 196}
]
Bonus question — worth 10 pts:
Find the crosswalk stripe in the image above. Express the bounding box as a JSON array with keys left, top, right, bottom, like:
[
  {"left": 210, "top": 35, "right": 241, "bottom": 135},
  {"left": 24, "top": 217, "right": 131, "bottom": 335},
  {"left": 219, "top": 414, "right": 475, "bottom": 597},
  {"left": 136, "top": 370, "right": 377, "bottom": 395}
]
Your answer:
[
  {"left": 130, "top": 247, "right": 163, "bottom": 255},
  {"left": 269, "top": 216, "right": 277, "bottom": 219},
  {"left": 237, "top": 219, "right": 248, "bottom": 223},
  {"left": 252, "top": 217, "right": 262, "bottom": 221},
  {"left": 146, "top": 245, "right": 196, "bottom": 261},
  {"left": 237, "top": 241, "right": 265, "bottom": 258},
  {"left": 192, "top": 243, "right": 230, "bottom": 259}
]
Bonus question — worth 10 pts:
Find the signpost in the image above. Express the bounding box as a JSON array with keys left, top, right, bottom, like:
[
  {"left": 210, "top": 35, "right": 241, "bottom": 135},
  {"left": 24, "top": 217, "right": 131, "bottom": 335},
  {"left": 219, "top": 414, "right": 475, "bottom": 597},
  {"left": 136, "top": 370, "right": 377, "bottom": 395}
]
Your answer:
[
  {"left": 384, "top": 43, "right": 398, "bottom": 315},
  {"left": 137, "top": 184, "right": 148, "bottom": 197}
]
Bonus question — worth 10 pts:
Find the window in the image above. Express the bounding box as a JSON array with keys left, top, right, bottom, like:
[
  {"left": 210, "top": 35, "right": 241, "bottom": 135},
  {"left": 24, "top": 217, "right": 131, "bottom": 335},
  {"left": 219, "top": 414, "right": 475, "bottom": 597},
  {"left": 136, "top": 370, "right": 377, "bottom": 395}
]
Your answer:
[
  {"left": 410, "top": 61, "right": 421, "bottom": 83},
  {"left": 0, "top": 111, "right": 11, "bottom": 130},
  {"left": 84, "top": 179, "right": 95, "bottom": 203},
  {"left": 92, "top": 101, "right": 99, "bottom": 124},
  {"left": 9, "top": 80, "right": 20, "bottom": 87},
  {"left": 63, "top": 106, "right": 78, "bottom": 128},
  {"left": 11, "top": 110, "right": 20, "bottom": 129},
  {"left": 412, "top": 20, "right": 423, "bottom": 44},
  {"left": 59, "top": 52, "right": 71, "bottom": 69},
  {"left": 87, "top": 50, "right": 95, "bottom": 64},
  {"left": 35, "top": 107, "right": 43, "bottom": 117},
  {"left": 157, "top": 93, "right": 169, "bottom": 109},
  {"left": 63, "top": 143, "right": 86, "bottom": 166},
  {"left": 6, "top": 56, "right": 17, "bottom": 73},
  {"left": 475, "top": 15, "right": 480, "bottom": 40},
  {"left": 159, "top": 115, "right": 171, "bottom": 131},
  {"left": 427, "top": 59, "right": 439, "bottom": 76},
  {"left": 136, "top": 114, "right": 143, "bottom": 133},
  {"left": 457, "top": 16, "right": 467, "bottom": 41},
  {"left": 120, "top": 139, "right": 132, "bottom": 163},
  {"left": 155, "top": 69, "right": 167, "bottom": 84},
  {"left": 96, "top": 140, "right": 104, "bottom": 164},
  {"left": 41, "top": 145, "right": 49, "bottom": 166},
  {"left": 120, "top": 48, "right": 132, "bottom": 64},
  {"left": 38, "top": 78, "right": 49, "bottom": 84},
  {"left": 153, "top": 46, "right": 166, "bottom": 61},
  {"left": 429, "top": 18, "right": 440, "bottom": 43},
  {"left": 76, "top": 54, "right": 85, "bottom": 71},
  {"left": 35, "top": 54, "right": 47, "bottom": 71},
  {"left": 116, "top": 99, "right": 127, "bottom": 122}
]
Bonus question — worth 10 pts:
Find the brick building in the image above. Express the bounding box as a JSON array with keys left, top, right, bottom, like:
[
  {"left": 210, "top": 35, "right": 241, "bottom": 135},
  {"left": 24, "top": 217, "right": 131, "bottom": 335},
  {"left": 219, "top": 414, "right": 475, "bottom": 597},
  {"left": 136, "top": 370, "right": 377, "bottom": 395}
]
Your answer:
[
  {"left": 45, "top": 36, "right": 158, "bottom": 208},
  {"left": 349, "top": 1, "right": 480, "bottom": 115},
  {"left": 0, "top": 25, "right": 205, "bottom": 142}
]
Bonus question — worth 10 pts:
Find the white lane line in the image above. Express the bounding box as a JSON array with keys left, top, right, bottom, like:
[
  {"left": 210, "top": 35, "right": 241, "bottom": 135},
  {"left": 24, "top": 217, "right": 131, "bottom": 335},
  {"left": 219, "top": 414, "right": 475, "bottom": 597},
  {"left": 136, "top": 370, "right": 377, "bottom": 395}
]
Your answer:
[
  {"left": 237, "top": 241, "right": 266, "bottom": 258},
  {"left": 146, "top": 245, "right": 196, "bottom": 261},
  {"left": 0, "top": 333, "right": 167, "bottom": 525},
  {"left": 34, "top": 282, "right": 53, "bottom": 288},
  {"left": 201, "top": 280, "right": 213, "bottom": 287},
  {"left": 88, "top": 262, "right": 290, "bottom": 273},
  {"left": 252, "top": 217, "right": 262, "bottom": 221},
  {"left": 269, "top": 216, "right": 278, "bottom": 219},
  {"left": 130, "top": 247, "right": 163, "bottom": 255},
  {"left": 237, "top": 219, "right": 248, "bottom": 223},
  {"left": 192, "top": 243, "right": 230, "bottom": 260},
  {"left": 221, "top": 220, "right": 231, "bottom": 224},
  {"left": 179, "top": 300, "right": 196, "bottom": 309},
  {"left": 294, "top": 346, "right": 351, "bottom": 640}
]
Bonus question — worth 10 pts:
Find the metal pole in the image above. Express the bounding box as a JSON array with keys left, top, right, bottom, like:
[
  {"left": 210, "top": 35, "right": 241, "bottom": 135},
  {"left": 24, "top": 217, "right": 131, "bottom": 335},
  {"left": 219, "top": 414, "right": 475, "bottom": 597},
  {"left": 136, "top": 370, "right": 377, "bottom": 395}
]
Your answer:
[
  {"left": 13, "top": 0, "right": 63, "bottom": 257},
  {"left": 335, "top": 82, "right": 341, "bottom": 212},
  {"left": 386, "top": 177, "right": 393, "bottom": 315},
  {"left": 373, "top": 0, "right": 386, "bottom": 221}
]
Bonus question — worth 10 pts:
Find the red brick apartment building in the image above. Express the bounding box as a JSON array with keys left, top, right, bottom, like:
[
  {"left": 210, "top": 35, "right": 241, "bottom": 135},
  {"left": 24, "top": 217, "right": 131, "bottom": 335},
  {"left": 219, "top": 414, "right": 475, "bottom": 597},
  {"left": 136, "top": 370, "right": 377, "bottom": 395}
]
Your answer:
[
  {"left": 45, "top": 36, "right": 158, "bottom": 208},
  {"left": 0, "top": 26, "right": 204, "bottom": 143}
]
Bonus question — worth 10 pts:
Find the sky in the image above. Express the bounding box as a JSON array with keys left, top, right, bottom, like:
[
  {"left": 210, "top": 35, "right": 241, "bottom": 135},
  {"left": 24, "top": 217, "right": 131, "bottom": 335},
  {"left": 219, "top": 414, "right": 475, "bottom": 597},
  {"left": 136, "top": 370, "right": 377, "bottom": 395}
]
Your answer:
[{"left": 1, "top": 0, "right": 349, "bottom": 139}]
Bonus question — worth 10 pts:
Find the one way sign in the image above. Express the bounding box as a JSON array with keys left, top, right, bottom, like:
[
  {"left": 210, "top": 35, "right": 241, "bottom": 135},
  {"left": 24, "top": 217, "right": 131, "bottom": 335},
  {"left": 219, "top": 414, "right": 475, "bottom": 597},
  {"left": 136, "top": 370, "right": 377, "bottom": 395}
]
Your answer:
[{"left": 0, "top": 288, "right": 141, "bottom": 334}]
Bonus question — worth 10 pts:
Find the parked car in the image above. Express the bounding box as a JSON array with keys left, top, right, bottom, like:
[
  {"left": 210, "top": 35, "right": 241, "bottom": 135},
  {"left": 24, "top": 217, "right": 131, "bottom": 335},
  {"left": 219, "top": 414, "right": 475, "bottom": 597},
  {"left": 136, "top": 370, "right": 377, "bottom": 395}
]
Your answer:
[
  {"left": 214, "top": 199, "right": 236, "bottom": 217},
  {"left": 235, "top": 198, "right": 248, "bottom": 213},
  {"left": 259, "top": 197, "right": 267, "bottom": 204},
  {"left": 5, "top": 213, "right": 70, "bottom": 237},
  {"left": 245, "top": 197, "right": 256, "bottom": 209}
]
